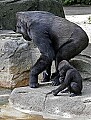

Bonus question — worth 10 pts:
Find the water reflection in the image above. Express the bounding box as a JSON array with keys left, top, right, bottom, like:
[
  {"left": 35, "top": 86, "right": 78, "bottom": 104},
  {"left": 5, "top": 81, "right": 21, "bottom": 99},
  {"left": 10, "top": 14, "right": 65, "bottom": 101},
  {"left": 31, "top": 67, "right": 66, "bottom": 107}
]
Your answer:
[
  {"left": 0, "top": 88, "right": 54, "bottom": 120},
  {"left": 0, "top": 103, "right": 55, "bottom": 120}
]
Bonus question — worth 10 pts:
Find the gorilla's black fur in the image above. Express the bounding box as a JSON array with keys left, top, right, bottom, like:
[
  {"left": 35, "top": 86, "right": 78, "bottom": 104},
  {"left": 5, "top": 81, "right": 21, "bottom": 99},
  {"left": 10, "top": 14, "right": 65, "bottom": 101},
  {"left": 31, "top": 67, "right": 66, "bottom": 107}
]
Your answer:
[
  {"left": 52, "top": 60, "right": 83, "bottom": 97},
  {"left": 16, "top": 11, "right": 89, "bottom": 88}
]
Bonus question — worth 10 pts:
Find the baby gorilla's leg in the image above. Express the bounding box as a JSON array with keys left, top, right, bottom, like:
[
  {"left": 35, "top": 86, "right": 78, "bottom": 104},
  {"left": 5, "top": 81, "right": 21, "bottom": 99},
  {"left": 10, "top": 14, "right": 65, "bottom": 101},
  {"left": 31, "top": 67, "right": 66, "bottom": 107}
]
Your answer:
[
  {"left": 61, "top": 87, "right": 70, "bottom": 93},
  {"left": 70, "top": 82, "right": 82, "bottom": 97}
]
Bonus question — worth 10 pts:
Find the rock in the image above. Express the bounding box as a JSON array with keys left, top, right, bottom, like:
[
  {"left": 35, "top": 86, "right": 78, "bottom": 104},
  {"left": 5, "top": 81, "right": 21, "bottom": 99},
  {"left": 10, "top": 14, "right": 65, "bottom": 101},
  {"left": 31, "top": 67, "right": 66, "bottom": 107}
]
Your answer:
[
  {"left": 0, "top": 0, "right": 65, "bottom": 30},
  {"left": 0, "top": 88, "right": 11, "bottom": 105},
  {"left": 9, "top": 81, "right": 91, "bottom": 119},
  {"left": 70, "top": 43, "right": 91, "bottom": 80},
  {"left": 0, "top": 30, "right": 36, "bottom": 88}
]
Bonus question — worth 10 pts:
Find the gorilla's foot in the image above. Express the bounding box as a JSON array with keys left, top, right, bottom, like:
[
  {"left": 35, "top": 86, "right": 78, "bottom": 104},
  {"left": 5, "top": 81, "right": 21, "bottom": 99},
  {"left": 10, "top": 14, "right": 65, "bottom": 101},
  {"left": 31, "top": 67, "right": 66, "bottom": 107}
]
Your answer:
[
  {"left": 70, "top": 93, "right": 82, "bottom": 97},
  {"left": 29, "top": 75, "right": 39, "bottom": 88},
  {"left": 52, "top": 90, "right": 58, "bottom": 96},
  {"left": 29, "top": 82, "right": 39, "bottom": 88}
]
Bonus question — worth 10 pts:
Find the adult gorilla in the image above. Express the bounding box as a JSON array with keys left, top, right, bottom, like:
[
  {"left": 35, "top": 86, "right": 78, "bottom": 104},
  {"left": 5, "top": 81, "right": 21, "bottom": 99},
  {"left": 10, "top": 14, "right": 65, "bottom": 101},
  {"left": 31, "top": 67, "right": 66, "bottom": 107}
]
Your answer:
[{"left": 16, "top": 11, "right": 89, "bottom": 88}]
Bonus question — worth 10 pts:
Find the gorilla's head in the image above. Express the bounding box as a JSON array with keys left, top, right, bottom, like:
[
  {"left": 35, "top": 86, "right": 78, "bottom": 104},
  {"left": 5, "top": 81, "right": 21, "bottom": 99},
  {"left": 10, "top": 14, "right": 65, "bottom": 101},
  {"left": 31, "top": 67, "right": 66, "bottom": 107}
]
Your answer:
[
  {"left": 16, "top": 11, "right": 54, "bottom": 41},
  {"left": 58, "top": 60, "right": 73, "bottom": 74},
  {"left": 16, "top": 12, "right": 31, "bottom": 41}
]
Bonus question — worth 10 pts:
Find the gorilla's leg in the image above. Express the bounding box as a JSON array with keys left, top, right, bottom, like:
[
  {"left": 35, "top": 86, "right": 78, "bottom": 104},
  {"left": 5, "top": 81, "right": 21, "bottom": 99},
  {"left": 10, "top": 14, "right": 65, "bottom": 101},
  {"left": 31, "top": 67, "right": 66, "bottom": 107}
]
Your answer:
[
  {"left": 42, "top": 62, "right": 52, "bottom": 82},
  {"left": 29, "top": 55, "right": 51, "bottom": 88},
  {"left": 61, "top": 87, "right": 69, "bottom": 93},
  {"left": 70, "top": 82, "right": 82, "bottom": 97},
  {"left": 56, "top": 27, "right": 89, "bottom": 69},
  {"left": 28, "top": 30, "right": 55, "bottom": 87},
  {"left": 55, "top": 42, "right": 77, "bottom": 70},
  {"left": 52, "top": 41, "right": 77, "bottom": 86}
]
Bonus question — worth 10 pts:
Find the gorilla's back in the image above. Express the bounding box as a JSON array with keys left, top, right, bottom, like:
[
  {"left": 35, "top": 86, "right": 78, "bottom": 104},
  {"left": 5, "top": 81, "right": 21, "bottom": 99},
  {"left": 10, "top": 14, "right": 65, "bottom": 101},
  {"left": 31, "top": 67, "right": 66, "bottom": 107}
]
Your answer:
[
  {"left": 50, "top": 16, "right": 88, "bottom": 50},
  {"left": 16, "top": 11, "right": 88, "bottom": 51},
  {"left": 16, "top": 11, "right": 55, "bottom": 23}
]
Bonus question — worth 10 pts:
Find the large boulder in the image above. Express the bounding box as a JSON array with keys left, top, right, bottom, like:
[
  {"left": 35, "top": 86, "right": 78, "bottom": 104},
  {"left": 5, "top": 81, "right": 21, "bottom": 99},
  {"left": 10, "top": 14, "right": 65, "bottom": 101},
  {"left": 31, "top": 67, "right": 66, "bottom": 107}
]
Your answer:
[
  {"left": 0, "top": 0, "right": 65, "bottom": 30},
  {"left": 0, "top": 30, "right": 40, "bottom": 88}
]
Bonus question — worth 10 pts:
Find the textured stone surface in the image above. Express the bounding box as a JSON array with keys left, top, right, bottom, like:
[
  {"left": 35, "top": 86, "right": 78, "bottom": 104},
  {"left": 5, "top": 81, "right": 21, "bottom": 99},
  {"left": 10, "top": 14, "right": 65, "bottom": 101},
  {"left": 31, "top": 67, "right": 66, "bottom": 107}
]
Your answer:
[
  {"left": 0, "top": 30, "right": 35, "bottom": 88},
  {"left": 9, "top": 81, "right": 91, "bottom": 119},
  {"left": 70, "top": 43, "right": 91, "bottom": 80},
  {"left": 0, "top": 0, "right": 65, "bottom": 30}
]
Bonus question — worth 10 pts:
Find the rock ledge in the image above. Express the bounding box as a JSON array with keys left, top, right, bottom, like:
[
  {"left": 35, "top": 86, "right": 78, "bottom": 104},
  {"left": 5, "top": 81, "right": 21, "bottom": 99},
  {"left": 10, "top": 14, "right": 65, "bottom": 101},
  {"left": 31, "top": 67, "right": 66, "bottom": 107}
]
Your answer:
[{"left": 9, "top": 81, "right": 91, "bottom": 119}]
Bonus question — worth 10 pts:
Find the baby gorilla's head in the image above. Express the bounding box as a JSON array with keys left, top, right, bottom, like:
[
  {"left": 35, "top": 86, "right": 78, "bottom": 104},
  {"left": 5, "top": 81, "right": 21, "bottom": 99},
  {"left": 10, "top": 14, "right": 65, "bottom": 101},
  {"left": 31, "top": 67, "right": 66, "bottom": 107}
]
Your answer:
[
  {"left": 58, "top": 60, "right": 68, "bottom": 70},
  {"left": 58, "top": 60, "right": 73, "bottom": 73}
]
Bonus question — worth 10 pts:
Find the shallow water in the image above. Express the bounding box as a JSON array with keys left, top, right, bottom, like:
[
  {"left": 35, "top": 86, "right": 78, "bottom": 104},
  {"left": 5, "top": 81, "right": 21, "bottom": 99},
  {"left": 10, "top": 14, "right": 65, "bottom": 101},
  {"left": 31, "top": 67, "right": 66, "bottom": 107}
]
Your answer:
[
  {"left": 0, "top": 104, "right": 55, "bottom": 120},
  {"left": 0, "top": 88, "right": 54, "bottom": 120},
  {"left": 0, "top": 102, "right": 54, "bottom": 120},
  {"left": 0, "top": 105, "right": 49, "bottom": 120}
]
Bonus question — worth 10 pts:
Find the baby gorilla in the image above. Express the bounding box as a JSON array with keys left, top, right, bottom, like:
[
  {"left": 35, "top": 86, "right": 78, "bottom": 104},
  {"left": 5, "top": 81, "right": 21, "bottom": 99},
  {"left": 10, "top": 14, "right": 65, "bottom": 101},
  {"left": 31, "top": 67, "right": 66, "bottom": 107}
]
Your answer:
[{"left": 52, "top": 60, "right": 83, "bottom": 97}]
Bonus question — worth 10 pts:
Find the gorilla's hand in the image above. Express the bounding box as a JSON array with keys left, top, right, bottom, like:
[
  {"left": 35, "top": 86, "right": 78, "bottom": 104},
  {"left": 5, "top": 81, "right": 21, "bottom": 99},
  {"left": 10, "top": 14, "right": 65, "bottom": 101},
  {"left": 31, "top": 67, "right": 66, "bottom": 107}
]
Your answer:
[
  {"left": 52, "top": 90, "right": 58, "bottom": 96},
  {"left": 51, "top": 73, "right": 60, "bottom": 86}
]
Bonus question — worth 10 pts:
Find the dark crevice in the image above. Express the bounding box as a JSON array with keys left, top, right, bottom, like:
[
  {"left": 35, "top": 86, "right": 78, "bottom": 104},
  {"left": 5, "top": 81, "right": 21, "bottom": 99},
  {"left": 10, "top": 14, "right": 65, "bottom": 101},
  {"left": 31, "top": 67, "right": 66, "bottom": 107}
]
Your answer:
[
  {"left": 43, "top": 91, "right": 53, "bottom": 110},
  {"left": 78, "top": 54, "right": 91, "bottom": 59}
]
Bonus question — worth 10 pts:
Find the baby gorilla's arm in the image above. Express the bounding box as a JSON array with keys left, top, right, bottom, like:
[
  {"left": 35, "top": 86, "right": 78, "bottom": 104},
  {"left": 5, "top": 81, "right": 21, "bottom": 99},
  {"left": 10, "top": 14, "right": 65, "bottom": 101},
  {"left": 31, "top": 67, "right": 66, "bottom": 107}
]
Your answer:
[
  {"left": 52, "top": 69, "right": 72, "bottom": 96},
  {"left": 52, "top": 82, "right": 67, "bottom": 96}
]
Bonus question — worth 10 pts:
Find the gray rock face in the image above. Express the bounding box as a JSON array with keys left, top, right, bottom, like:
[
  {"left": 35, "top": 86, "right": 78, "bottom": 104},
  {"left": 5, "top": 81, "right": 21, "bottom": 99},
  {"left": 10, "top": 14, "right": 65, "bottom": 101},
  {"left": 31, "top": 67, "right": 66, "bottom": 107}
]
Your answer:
[
  {"left": 0, "top": 0, "right": 65, "bottom": 30},
  {"left": 9, "top": 81, "right": 91, "bottom": 119},
  {"left": 70, "top": 43, "right": 91, "bottom": 80},
  {"left": 0, "top": 30, "right": 38, "bottom": 88}
]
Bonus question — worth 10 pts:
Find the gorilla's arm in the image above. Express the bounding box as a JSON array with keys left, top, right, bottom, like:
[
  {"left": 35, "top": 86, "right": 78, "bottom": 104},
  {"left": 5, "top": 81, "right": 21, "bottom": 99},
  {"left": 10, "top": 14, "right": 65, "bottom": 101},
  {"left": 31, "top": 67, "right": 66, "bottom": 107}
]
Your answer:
[
  {"left": 28, "top": 23, "right": 55, "bottom": 59},
  {"left": 28, "top": 23, "right": 55, "bottom": 87},
  {"left": 52, "top": 69, "right": 72, "bottom": 96}
]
